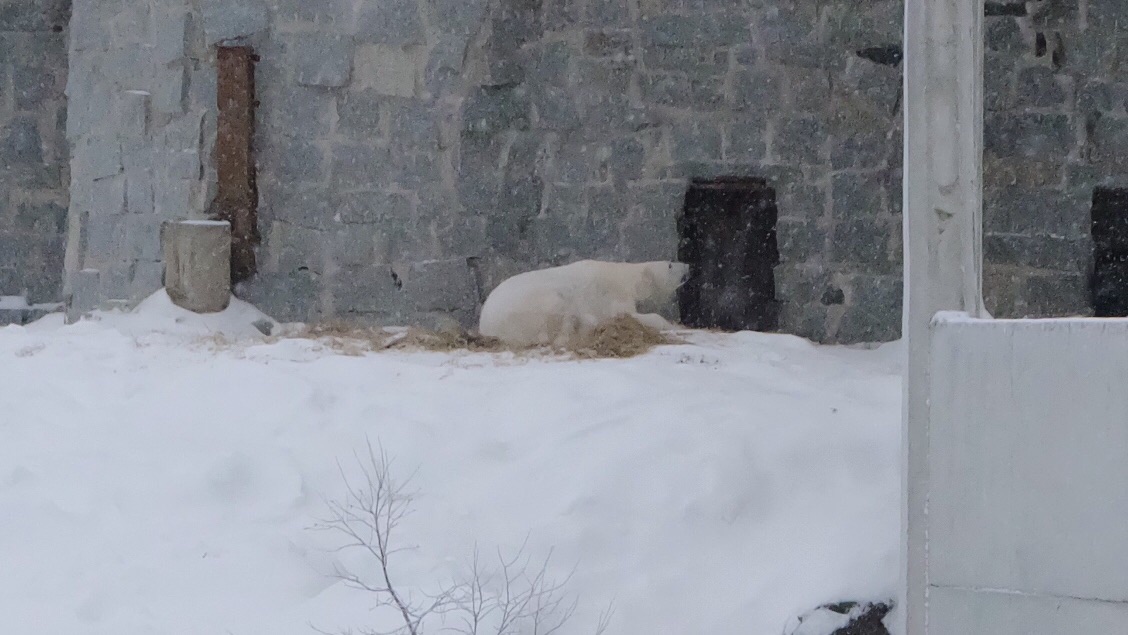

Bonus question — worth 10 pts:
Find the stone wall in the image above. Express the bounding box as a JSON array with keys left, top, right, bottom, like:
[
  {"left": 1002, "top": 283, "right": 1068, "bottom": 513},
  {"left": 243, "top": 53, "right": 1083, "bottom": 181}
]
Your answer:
[
  {"left": 0, "top": 0, "right": 69, "bottom": 304},
  {"left": 62, "top": 0, "right": 1126, "bottom": 341},
  {"left": 981, "top": 0, "right": 1128, "bottom": 319},
  {"left": 63, "top": 0, "right": 908, "bottom": 341}
]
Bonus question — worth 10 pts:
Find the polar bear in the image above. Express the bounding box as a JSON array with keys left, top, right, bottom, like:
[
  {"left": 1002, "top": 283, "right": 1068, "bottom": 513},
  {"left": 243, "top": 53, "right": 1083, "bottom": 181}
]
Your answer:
[{"left": 478, "top": 260, "right": 691, "bottom": 347}]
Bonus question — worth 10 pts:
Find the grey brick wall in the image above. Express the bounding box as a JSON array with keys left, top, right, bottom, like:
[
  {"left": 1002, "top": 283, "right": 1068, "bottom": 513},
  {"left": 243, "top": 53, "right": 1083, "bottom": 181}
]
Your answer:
[
  {"left": 981, "top": 0, "right": 1128, "bottom": 319},
  {"left": 62, "top": 0, "right": 1125, "bottom": 341},
  {"left": 0, "top": 0, "right": 69, "bottom": 304}
]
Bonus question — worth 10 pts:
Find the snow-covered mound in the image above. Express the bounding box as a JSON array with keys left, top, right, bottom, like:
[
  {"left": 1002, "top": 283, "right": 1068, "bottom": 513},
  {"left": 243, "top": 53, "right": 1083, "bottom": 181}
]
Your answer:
[
  {"left": 22, "top": 288, "right": 280, "bottom": 341},
  {"left": 0, "top": 305, "right": 902, "bottom": 634}
]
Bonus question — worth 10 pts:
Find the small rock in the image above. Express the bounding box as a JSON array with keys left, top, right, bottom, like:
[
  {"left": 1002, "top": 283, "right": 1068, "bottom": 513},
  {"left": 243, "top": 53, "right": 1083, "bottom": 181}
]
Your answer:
[
  {"left": 251, "top": 319, "right": 274, "bottom": 336},
  {"left": 785, "top": 601, "right": 893, "bottom": 635}
]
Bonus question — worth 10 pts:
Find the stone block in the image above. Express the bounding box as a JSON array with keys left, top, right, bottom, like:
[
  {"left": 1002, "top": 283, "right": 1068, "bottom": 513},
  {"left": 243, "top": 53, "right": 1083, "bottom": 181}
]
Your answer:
[
  {"left": 200, "top": 0, "right": 268, "bottom": 45},
  {"left": 777, "top": 182, "right": 826, "bottom": 219},
  {"left": 542, "top": 0, "right": 579, "bottom": 31},
  {"left": 832, "top": 172, "right": 887, "bottom": 220},
  {"left": 831, "top": 218, "right": 895, "bottom": 271},
  {"left": 608, "top": 136, "right": 646, "bottom": 182},
  {"left": 260, "top": 84, "right": 339, "bottom": 138},
  {"left": 261, "top": 137, "right": 327, "bottom": 185},
  {"left": 1077, "top": 81, "right": 1114, "bottom": 114},
  {"left": 533, "top": 85, "right": 581, "bottom": 131},
  {"left": 393, "top": 258, "right": 479, "bottom": 312},
  {"left": 388, "top": 151, "right": 441, "bottom": 190},
  {"left": 330, "top": 144, "right": 393, "bottom": 190},
  {"left": 1015, "top": 66, "right": 1068, "bottom": 109},
  {"left": 124, "top": 152, "right": 155, "bottom": 216},
  {"left": 274, "top": 0, "right": 353, "bottom": 26},
  {"left": 983, "top": 186, "right": 1089, "bottom": 237},
  {"left": 842, "top": 58, "right": 902, "bottom": 116},
  {"left": 983, "top": 54, "right": 1012, "bottom": 111},
  {"left": 1023, "top": 273, "right": 1091, "bottom": 316},
  {"left": 726, "top": 119, "right": 767, "bottom": 162},
  {"left": 124, "top": 214, "right": 164, "bottom": 262},
  {"left": 584, "top": 30, "right": 633, "bottom": 58},
  {"left": 82, "top": 212, "right": 125, "bottom": 266},
  {"left": 431, "top": 0, "right": 489, "bottom": 34},
  {"left": 128, "top": 260, "right": 165, "bottom": 301},
  {"left": 238, "top": 270, "right": 321, "bottom": 322},
  {"left": 265, "top": 220, "right": 326, "bottom": 274},
  {"left": 337, "top": 190, "right": 413, "bottom": 225},
  {"left": 66, "top": 269, "right": 101, "bottom": 324},
  {"left": 1, "top": 118, "right": 42, "bottom": 167},
  {"left": 354, "top": 44, "right": 418, "bottom": 97},
  {"left": 424, "top": 35, "right": 469, "bottom": 96},
  {"left": 329, "top": 264, "right": 406, "bottom": 314},
  {"left": 462, "top": 85, "right": 530, "bottom": 133},
  {"left": 984, "top": 233, "right": 1092, "bottom": 273},
  {"left": 789, "top": 68, "right": 833, "bottom": 113},
  {"left": 118, "top": 90, "right": 151, "bottom": 145},
  {"left": 290, "top": 35, "right": 354, "bottom": 88},
  {"left": 152, "top": 8, "right": 190, "bottom": 64},
  {"left": 14, "top": 200, "right": 66, "bottom": 235},
  {"left": 552, "top": 141, "right": 608, "bottom": 185},
  {"left": 985, "top": 113, "right": 1074, "bottom": 160},
  {"left": 355, "top": 0, "right": 424, "bottom": 45},
  {"left": 732, "top": 69, "right": 784, "bottom": 114},
  {"left": 188, "top": 66, "right": 218, "bottom": 118},
  {"left": 1091, "top": 116, "right": 1128, "bottom": 167},
  {"left": 90, "top": 175, "right": 128, "bottom": 217},
  {"left": 72, "top": 137, "right": 123, "bottom": 182},
  {"left": 12, "top": 63, "right": 60, "bottom": 112},
  {"left": 776, "top": 218, "right": 826, "bottom": 262},
  {"left": 985, "top": 17, "right": 1025, "bottom": 53},
  {"left": 773, "top": 116, "right": 827, "bottom": 165},
  {"left": 583, "top": 0, "right": 630, "bottom": 26},
  {"left": 157, "top": 111, "right": 204, "bottom": 152},
  {"left": 670, "top": 122, "right": 723, "bottom": 163},
  {"left": 161, "top": 220, "right": 232, "bottom": 313},
  {"left": 154, "top": 179, "right": 201, "bottom": 219},
  {"left": 538, "top": 42, "right": 574, "bottom": 88},
  {"left": 830, "top": 126, "right": 888, "bottom": 170},
  {"left": 386, "top": 99, "right": 439, "bottom": 150},
  {"left": 834, "top": 274, "right": 902, "bottom": 343},
  {"left": 642, "top": 44, "right": 726, "bottom": 76},
  {"left": 824, "top": 1, "right": 903, "bottom": 50}
]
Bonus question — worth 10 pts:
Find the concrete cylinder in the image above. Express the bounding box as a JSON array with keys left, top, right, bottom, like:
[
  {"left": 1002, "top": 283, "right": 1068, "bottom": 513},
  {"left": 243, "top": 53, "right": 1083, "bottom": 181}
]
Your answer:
[{"left": 161, "top": 220, "right": 232, "bottom": 313}]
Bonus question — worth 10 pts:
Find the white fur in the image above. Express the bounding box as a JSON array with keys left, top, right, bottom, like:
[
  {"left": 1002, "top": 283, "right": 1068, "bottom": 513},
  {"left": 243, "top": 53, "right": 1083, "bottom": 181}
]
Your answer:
[{"left": 478, "top": 260, "right": 690, "bottom": 347}]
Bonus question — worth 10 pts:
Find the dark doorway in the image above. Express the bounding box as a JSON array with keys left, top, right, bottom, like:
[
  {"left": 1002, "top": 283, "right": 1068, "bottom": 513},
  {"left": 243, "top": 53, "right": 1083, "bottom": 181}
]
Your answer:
[
  {"left": 1091, "top": 187, "right": 1128, "bottom": 317},
  {"left": 677, "top": 177, "right": 780, "bottom": 332}
]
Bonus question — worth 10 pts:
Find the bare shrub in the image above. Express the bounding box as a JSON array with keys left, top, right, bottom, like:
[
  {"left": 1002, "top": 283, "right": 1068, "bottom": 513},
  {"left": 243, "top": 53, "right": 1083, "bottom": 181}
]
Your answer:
[{"left": 312, "top": 439, "right": 613, "bottom": 635}]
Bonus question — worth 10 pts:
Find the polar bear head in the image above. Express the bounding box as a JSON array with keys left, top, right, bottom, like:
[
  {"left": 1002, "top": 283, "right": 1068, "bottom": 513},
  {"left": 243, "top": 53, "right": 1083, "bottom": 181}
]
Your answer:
[{"left": 636, "top": 261, "right": 690, "bottom": 305}]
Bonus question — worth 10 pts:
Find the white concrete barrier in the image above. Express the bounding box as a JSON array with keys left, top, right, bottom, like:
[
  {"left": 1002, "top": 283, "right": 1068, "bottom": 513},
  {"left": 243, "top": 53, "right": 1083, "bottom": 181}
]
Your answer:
[{"left": 923, "top": 313, "right": 1128, "bottom": 633}]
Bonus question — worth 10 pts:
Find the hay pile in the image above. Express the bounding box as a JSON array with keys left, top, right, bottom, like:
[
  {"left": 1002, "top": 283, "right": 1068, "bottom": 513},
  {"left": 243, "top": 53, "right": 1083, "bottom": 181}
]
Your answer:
[
  {"left": 296, "top": 314, "right": 681, "bottom": 359},
  {"left": 568, "top": 314, "right": 683, "bottom": 359}
]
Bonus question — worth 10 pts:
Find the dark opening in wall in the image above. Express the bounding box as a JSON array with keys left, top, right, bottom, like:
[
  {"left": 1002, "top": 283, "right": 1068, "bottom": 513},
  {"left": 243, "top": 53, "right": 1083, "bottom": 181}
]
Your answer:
[
  {"left": 213, "top": 46, "right": 259, "bottom": 284},
  {"left": 1091, "top": 187, "right": 1128, "bottom": 317},
  {"left": 677, "top": 177, "right": 780, "bottom": 332}
]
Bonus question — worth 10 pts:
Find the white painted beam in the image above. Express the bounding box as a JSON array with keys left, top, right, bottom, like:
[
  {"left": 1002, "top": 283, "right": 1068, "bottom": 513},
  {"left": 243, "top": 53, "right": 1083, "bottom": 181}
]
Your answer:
[{"left": 902, "top": 0, "right": 988, "bottom": 632}]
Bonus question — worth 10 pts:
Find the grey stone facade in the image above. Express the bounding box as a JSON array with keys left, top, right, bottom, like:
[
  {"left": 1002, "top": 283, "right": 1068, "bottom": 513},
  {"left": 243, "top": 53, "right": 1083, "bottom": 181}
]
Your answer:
[
  {"left": 58, "top": 0, "right": 1128, "bottom": 342},
  {"left": 982, "top": 0, "right": 1128, "bottom": 319},
  {"left": 0, "top": 0, "right": 69, "bottom": 304}
]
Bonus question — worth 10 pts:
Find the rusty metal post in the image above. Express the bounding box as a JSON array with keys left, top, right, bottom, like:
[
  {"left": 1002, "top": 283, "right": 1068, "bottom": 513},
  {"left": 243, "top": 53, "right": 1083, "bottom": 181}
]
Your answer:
[{"left": 214, "top": 46, "right": 259, "bottom": 284}]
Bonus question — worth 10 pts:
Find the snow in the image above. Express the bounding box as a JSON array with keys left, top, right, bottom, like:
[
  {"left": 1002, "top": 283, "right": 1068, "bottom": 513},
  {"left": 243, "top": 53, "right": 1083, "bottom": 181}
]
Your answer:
[{"left": 0, "top": 290, "right": 902, "bottom": 635}]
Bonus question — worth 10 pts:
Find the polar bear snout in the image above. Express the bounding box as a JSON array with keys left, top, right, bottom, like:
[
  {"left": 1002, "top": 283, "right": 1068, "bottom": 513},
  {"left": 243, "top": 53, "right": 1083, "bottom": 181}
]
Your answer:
[{"left": 670, "top": 262, "right": 691, "bottom": 287}]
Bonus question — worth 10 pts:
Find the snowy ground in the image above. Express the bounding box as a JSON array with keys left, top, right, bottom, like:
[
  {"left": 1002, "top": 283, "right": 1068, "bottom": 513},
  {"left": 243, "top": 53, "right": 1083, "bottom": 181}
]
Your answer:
[{"left": 0, "top": 293, "right": 902, "bottom": 635}]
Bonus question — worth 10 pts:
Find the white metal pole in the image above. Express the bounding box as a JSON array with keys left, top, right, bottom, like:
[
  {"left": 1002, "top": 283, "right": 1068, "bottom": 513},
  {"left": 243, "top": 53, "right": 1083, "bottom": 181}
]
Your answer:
[{"left": 902, "top": 0, "right": 987, "bottom": 632}]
